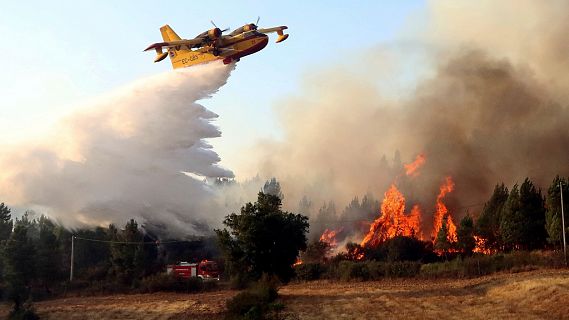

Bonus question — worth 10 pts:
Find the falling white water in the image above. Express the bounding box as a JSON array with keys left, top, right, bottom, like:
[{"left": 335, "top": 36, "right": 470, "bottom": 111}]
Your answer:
[{"left": 0, "top": 62, "right": 235, "bottom": 236}]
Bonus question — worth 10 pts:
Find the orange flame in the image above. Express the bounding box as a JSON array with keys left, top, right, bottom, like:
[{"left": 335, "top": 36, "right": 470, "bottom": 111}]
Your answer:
[
  {"left": 404, "top": 153, "right": 426, "bottom": 177},
  {"left": 293, "top": 258, "right": 303, "bottom": 266},
  {"left": 432, "top": 176, "right": 458, "bottom": 243},
  {"left": 360, "top": 184, "right": 422, "bottom": 249},
  {"left": 473, "top": 236, "right": 495, "bottom": 255},
  {"left": 319, "top": 227, "right": 343, "bottom": 249}
]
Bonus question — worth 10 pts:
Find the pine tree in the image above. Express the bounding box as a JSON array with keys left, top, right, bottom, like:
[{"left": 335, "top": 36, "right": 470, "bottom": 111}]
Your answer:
[
  {"left": 297, "top": 196, "right": 312, "bottom": 216},
  {"left": 457, "top": 214, "right": 476, "bottom": 255},
  {"left": 110, "top": 220, "right": 145, "bottom": 284},
  {"left": 545, "top": 176, "right": 568, "bottom": 246},
  {"left": 0, "top": 202, "right": 13, "bottom": 241},
  {"left": 435, "top": 218, "right": 451, "bottom": 258},
  {"left": 392, "top": 150, "right": 403, "bottom": 173},
  {"left": 519, "top": 178, "right": 547, "bottom": 249},
  {"left": 262, "top": 177, "right": 284, "bottom": 199},
  {"left": 500, "top": 179, "right": 546, "bottom": 250},
  {"left": 35, "top": 216, "right": 61, "bottom": 291},
  {"left": 2, "top": 224, "right": 36, "bottom": 312},
  {"left": 475, "top": 184, "right": 508, "bottom": 251},
  {"left": 500, "top": 184, "right": 524, "bottom": 250}
]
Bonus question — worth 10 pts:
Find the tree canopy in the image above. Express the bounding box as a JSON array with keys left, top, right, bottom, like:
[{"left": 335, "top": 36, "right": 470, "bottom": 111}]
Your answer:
[
  {"left": 500, "top": 179, "right": 546, "bottom": 250},
  {"left": 457, "top": 214, "right": 476, "bottom": 255},
  {"left": 216, "top": 192, "right": 309, "bottom": 283},
  {"left": 545, "top": 176, "right": 568, "bottom": 246},
  {"left": 0, "top": 202, "right": 13, "bottom": 241},
  {"left": 475, "top": 183, "right": 508, "bottom": 251}
]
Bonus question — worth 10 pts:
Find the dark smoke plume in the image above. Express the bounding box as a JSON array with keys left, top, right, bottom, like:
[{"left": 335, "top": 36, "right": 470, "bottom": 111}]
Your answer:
[{"left": 238, "top": 1, "right": 569, "bottom": 232}]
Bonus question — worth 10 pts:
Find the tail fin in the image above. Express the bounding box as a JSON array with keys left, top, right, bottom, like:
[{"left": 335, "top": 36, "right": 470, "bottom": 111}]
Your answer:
[{"left": 160, "top": 25, "right": 181, "bottom": 42}]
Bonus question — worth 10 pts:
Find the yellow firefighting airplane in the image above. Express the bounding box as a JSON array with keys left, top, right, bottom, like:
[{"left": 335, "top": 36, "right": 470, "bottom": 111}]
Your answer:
[{"left": 144, "top": 19, "right": 289, "bottom": 69}]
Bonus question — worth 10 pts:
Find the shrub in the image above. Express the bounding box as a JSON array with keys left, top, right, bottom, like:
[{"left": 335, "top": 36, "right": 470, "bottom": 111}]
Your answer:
[
  {"left": 225, "top": 279, "right": 279, "bottom": 320},
  {"left": 295, "top": 250, "right": 564, "bottom": 281},
  {"left": 327, "top": 260, "right": 421, "bottom": 281},
  {"left": 384, "top": 261, "right": 421, "bottom": 277},
  {"left": 138, "top": 273, "right": 216, "bottom": 293},
  {"left": 383, "top": 237, "right": 429, "bottom": 262},
  {"left": 364, "top": 261, "right": 384, "bottom": 280},
  {"left": 9, "top": 299, "right": 39, "bottom": 320},
  {"left": 230, "top": 272, "right": 256, "bottom": 290},
  {"left": 81, "top": 265, "right": 110, "bottom": 281},
  {"left": 420, "top": 259, "right": 463, "bottom": 278},
  {"left": 419, "top": 250, "right": 564, "bottom": 278},
  {"left": 337, "top": 261, "right": 369, "bottom": 281},
  {"left": 294, "top": 263, "right": 326, "bottom": 281}
]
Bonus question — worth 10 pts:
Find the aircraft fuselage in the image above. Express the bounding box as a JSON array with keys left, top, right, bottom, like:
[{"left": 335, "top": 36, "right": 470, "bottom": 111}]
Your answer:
[{"left": 169, "top": 32, "right": 269, "bottom": 69}]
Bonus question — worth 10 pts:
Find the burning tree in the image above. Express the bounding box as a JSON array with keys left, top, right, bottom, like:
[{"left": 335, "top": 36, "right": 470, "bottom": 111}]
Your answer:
[
  {"left": 320, "top": 228, "right": 343, "bottom": 251},
  {"left": 360, "top": 184, "right": 422, "bottom": 249},
  {"left": 404, "top": 153, "right": 426, "bottom": 177},
  {"left": 356, "top": 153, "right": 427, "bottom": 254},
  {"left": 317, "top": 154, "right": 470, "bottom": 259},
  {"left": 432, "top": 177, "right": 458, "bottom": 244}
]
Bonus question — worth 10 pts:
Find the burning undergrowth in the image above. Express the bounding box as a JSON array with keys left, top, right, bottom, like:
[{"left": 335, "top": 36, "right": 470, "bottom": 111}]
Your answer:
[{"left": 314, "top": 153, "right": 461, "bottom": 258}]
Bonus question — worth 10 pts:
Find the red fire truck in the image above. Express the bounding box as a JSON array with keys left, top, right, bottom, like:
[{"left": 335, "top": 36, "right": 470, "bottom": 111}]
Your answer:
[{"left": 166, "top": 260, "right": 220, "bottom": 280}]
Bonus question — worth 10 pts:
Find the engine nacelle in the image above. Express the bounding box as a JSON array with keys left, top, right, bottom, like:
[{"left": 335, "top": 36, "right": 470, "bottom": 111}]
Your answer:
[
  {"left": 208, "top": 28, "right": 222, "bottom": 39},
  {"left": 243, "top": 24, "right": 257, "bottom": 32}
]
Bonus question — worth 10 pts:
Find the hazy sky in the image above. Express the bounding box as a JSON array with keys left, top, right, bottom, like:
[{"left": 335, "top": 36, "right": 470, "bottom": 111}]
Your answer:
[{"left": 0, "top": 1, "right": 423, "bottom": 170}]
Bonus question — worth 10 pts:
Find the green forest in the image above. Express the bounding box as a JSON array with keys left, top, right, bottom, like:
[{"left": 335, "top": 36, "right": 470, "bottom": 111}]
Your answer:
[{"left": 0, "top": 176, "right": 567, "bottom": 319}]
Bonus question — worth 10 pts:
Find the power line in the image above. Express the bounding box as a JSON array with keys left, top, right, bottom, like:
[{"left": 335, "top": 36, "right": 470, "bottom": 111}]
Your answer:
[
  {"left": 69, "top": 235, "right": 194, "bottom": 281},
  {"left": 72, "top": 236, "right": 193, "bottom": 245}
]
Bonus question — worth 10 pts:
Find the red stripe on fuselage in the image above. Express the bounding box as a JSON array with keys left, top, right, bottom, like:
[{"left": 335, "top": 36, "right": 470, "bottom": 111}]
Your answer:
[{"left": 228, "top": 36, "right": 269, "bottom": 60}]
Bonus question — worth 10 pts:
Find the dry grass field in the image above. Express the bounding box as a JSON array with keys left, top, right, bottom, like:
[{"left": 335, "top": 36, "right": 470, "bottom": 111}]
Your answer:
[
  {"left": 1, "top": 269, "right": 568, "bottom": 319},
  {"left": 0, "top": 290, "right": 237, "bottom": 320},
  {"left": 280, "top": 269, "right": 569, "bottom": 320}
]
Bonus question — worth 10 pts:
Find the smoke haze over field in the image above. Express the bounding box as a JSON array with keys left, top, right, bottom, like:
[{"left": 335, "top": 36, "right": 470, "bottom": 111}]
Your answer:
[
  {"left": 238, "top": 1, "right": 569, "bottom": 225},
  {"left": 0, "top": 63, "right": 236, "bottom": 235}
]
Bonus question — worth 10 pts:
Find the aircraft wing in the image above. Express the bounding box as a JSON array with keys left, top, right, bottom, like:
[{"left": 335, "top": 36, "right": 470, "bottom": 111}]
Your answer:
[
  {"left": 144, "top": 39, "right": 204, "bottom": 52},
  {"left": 257, "top": 26, "right": 287, "bottom": 34},
  {"left": 257, "top": 26, "right": 289, "bottom": 43}
]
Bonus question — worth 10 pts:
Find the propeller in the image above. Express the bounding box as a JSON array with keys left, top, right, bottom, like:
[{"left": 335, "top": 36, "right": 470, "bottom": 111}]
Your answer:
[
  {"left": 249, "top": 16, "right": 260, "bottom": 30},
  {"left": 210, "top": 20, "right": 230, "bottom": 33}
]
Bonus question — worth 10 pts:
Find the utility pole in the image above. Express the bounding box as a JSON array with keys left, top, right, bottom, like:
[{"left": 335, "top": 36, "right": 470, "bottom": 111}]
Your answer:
[
  {"left": 70, "top": 235, "right": 75, "bottom": 282},
  {"left": 561, "top": 181, "right": 567, "bottom": 267}
]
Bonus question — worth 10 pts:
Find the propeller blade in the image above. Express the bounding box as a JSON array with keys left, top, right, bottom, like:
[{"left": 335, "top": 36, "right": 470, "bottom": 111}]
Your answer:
[
  {"left": 210, "top": 20, "right": 218, "bottom": 28},
  {"left": 221, "top": 27, "right": 230, "bottom": 33},
  {"left": 256, "top": 16, "right": 260, "bottom": 26}
]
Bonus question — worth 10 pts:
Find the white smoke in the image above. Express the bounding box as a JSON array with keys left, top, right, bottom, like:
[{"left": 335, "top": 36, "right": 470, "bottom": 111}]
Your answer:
[{"left": 0, "top": 62, "right": 235, "bottom": 236}]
